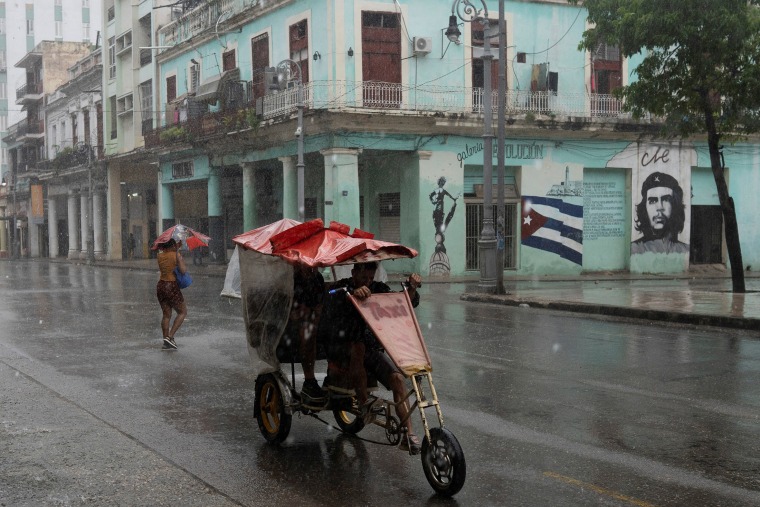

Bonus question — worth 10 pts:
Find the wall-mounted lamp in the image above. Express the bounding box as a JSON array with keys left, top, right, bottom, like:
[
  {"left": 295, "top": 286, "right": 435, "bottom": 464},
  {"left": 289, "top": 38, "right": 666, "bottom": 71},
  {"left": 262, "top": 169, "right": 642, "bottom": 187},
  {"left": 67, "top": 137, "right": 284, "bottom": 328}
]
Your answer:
[
  {"left": 312, "top": 51, "right": 321, "bottom": 61},
  {"left": 190, "top": 58, "right": 199, "bottom": 65},
  {"left": 347, "top": 47, "right": 354, "bottom": 57},
  {"left": 1, "top": 177, "right": 6, "bottom": 187}
]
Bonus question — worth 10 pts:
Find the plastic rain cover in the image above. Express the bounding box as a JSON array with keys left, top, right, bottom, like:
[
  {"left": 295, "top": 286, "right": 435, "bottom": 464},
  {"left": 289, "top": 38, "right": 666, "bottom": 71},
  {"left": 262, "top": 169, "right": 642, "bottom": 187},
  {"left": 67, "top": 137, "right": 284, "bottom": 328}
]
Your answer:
[{"left": 239, "top": 247, "right": 294, "bottom": 374}]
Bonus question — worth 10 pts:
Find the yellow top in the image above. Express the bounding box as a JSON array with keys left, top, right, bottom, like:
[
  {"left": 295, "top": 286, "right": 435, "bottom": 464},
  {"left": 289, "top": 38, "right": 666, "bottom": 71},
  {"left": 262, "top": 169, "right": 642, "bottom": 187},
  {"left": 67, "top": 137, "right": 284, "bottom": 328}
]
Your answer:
[{"left": 157, "top": 250, "right": 178, "bottom": 281}]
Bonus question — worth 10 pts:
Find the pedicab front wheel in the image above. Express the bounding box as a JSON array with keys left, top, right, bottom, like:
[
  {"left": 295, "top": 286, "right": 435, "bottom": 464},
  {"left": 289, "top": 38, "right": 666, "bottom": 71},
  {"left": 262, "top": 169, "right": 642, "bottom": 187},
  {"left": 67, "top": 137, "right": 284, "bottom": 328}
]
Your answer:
[
  {"left": 254, "top": 374, "right": 292, "bottom": 443},
  {"left": 333, "top": 409, "right": 365, "bottom": 434},
  {"left": 421, "top": 428, "right": 466, "bottom": 497}
]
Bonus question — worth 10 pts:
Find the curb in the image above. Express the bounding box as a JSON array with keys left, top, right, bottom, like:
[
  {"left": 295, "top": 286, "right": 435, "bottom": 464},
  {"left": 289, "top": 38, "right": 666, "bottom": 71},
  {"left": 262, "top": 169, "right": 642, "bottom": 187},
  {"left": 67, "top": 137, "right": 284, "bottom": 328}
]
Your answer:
[{"left": 460, "top": 293, "right": 760, "bottom": 331}]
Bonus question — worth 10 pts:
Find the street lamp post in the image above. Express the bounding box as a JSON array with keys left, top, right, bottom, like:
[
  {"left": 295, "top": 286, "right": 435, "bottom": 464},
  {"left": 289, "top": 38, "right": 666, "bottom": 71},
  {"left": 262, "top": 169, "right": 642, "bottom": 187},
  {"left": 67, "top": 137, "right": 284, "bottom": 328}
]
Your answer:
[
  {"left": 496, "top": 0, "right": 506, "bottom": 294},
  {"left": 273, "top": 59, "right": 305, "bottom": 222},
  {"left": 447, "top": 0, "right": 497, "bottom": 292}
]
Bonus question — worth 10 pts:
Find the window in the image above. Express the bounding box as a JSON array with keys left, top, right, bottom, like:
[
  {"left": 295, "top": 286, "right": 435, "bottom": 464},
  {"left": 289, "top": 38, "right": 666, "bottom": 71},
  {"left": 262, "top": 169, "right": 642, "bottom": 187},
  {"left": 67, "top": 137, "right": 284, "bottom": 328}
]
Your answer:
[
  {"left": 222, "top": 49, "right": 236, "bottom": 72},
  {"left": 139, "top": 80, "right": 153, "bottom": 134},
  {"left": 172, "top": 161, "right": 193, "bottom": 179},
  {"left": 0, "top": 83, "right": 6, "bottom": 99},
  {"left": 0, "top": 51, "right": 6, "bottom": 72},
  {"left": 289, "top": 20, "right": 309, "bottom": 83},
  {"left": 0, "top": 19, "right": 6, "bottom": 35},
  {"left": 251, "top": 33, "right": 270, "bottom": 100},
  {"left": 26, "top": 19, "right": 33, "bottom": 36},
  {"left": 55, "top": 0, "right": 62, "bottom": 5},
  {"left": 83, "top": 23, "right": 90, "bottom": 42},
  {"left": 83, "top": 0, "right": 89, "bottom": 6},
  {"left": 108, "top": 37, "right": 116, "bottom": 79},
  {"left": 71, "top": 114, "right": 78, "bottom": 145},
  {"left": 0, "top": 115, "right": 6, "bottom": 133},
  {"left": 51, "top": 126, "right": 57, "bottom": 149},
  {"left": 109, "top": 96, "right": 117, "bottom": 139},
  {"left": 83, "top": 109, "right": 90, "bottom": 146},
  {"left": 166, "top": 75, "right": 177, "bottom": 102},
  {"left": 55, "top": 21, "right": 62, "bottom": 39}
]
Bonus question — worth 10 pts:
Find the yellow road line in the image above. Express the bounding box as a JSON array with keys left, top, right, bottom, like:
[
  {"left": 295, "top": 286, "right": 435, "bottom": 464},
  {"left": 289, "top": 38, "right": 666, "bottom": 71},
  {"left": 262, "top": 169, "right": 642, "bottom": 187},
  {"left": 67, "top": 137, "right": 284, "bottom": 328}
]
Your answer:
[{"left": 544, "top": 471, "right": 657, "bottom": 507}]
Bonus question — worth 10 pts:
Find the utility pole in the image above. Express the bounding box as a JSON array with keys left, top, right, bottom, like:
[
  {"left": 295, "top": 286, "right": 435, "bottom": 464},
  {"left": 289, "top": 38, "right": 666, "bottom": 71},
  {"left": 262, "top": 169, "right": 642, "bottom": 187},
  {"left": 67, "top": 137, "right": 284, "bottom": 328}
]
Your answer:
[{"left": 496, "top": 0, "right": 506, "bottom": 294}]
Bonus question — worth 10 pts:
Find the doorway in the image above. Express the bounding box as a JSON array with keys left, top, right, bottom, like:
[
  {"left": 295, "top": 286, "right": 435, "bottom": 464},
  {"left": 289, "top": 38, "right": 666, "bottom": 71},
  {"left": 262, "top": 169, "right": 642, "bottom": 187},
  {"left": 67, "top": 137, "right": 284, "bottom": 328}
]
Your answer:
[{"left": 690, "top": 206, "right": 722, "bottom": 264}]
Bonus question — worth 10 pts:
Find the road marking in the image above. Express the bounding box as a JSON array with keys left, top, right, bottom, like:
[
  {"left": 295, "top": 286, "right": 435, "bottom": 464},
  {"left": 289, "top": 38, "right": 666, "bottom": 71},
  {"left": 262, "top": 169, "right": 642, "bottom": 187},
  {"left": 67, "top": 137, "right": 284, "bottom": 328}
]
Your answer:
[{"left": 544, "top": 471, "right": 657, "bottom": 507}]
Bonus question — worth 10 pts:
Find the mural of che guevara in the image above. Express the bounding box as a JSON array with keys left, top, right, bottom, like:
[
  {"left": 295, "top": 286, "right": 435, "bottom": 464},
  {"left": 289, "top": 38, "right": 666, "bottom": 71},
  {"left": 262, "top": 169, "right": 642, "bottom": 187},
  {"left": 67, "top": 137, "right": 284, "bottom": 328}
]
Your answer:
[{"left": 631, "top": 171, "right": 689, "bottom": 255}]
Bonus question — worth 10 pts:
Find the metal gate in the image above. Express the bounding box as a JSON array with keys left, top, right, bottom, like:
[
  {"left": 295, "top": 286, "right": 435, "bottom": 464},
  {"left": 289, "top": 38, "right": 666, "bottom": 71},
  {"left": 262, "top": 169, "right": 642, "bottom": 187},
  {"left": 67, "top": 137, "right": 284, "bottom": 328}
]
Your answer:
[{"left": 465, "top": 202, "right": 517, "bottom": 271}]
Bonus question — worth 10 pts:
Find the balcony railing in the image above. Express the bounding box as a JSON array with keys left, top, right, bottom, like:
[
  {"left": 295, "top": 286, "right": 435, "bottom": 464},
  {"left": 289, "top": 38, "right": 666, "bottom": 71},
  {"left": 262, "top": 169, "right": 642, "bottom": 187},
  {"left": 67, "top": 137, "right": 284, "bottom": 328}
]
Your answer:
[
  {"left": 15, "top": 81, "right": 43, "bottom": 101},
  {"left": 258, "top": 80, "right": 634, "bottom": 121},
  {"left": 160, "top": 0, "right": 243, "bottom": 48},
  {"left": 145, "top": 81, "right": 642, "bottom": 149},
  {"left": 17, "top": 119, "right": 44, "bottom": 137}
]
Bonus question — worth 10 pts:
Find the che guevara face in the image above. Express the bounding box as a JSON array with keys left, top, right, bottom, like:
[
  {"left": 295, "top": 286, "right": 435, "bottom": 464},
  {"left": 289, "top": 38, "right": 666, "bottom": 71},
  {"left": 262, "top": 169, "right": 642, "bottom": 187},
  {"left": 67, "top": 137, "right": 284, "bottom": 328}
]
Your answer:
[{"left": 645, "top": 186, "right": 674, "bottom": 234}]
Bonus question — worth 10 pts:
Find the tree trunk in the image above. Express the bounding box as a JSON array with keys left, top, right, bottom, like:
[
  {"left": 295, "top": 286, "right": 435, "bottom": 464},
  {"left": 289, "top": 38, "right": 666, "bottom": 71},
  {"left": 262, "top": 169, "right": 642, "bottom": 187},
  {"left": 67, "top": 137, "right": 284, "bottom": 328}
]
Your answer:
[{"left": 704, "top": 106, "right": 745, "bottom": 293}]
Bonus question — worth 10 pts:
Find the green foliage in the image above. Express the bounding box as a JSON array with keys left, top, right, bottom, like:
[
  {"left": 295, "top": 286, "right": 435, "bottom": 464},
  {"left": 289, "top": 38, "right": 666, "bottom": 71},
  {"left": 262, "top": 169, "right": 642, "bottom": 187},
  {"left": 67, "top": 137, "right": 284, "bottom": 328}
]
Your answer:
[
  {"left": 159, "top": 126, "right": 189, "bottom": 143},
  {"left": 223, "top": 107, "right": 260, "bottom": 134},
  {"left": 570, "top": 0, "right": 760, "bottom": 139}
]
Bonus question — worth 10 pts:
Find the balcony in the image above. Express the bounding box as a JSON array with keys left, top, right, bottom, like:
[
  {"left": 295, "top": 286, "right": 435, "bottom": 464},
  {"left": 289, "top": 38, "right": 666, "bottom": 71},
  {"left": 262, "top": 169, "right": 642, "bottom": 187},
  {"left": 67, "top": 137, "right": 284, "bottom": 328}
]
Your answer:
[
  {"left": 39, "top": 144, "right": 94, "bottom": 175},
  {"left": 258, "top": 80, "right": 635, "bottom": 120},
  {"left": 16, "top": 119, "right": 45, "bottom": 141},
  {"left": 15, "top": 81, "right": 44, "bottom": 105},
  {"left": 145, "top": 80, "right": 646, "bottom": 149},
  {"left": 159, "top": 0, "right": 248, "bottom": 48}
]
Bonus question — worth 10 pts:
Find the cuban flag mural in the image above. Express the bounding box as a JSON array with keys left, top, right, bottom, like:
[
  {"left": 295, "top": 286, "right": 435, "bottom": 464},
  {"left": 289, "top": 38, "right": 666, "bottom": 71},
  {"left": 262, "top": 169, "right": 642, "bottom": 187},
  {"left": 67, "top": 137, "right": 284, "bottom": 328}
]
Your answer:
[{"left": 521, "top": 196, "right": 583, "bottom": 265}]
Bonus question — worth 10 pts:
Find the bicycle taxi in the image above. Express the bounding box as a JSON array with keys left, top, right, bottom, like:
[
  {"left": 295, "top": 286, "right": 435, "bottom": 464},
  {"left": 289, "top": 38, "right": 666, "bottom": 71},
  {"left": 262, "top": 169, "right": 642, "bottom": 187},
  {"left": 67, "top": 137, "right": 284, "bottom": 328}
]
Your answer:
[{"left": 227, "top": 219, "right": 466, "bottom": 496}]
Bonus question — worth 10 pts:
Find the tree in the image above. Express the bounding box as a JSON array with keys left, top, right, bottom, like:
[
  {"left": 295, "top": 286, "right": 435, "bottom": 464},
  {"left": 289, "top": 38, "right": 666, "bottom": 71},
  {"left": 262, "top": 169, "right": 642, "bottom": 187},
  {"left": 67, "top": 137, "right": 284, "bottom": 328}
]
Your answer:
[{"left": 570, "top": 0, "right": 760, "bottom": 292}]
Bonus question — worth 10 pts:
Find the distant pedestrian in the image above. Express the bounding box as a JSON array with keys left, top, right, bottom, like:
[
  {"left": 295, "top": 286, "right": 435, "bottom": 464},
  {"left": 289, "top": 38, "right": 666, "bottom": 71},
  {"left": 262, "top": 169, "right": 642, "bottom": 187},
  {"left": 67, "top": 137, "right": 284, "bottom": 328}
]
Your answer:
[
  {"left": 193, "top": 246, "right": 203, "bottom": 266},
  {"left": 127, "top": 233, "right": 136, "bottom": 259},
  {"left": 155, "top": 238, "right": 187, "bottom": 350}
]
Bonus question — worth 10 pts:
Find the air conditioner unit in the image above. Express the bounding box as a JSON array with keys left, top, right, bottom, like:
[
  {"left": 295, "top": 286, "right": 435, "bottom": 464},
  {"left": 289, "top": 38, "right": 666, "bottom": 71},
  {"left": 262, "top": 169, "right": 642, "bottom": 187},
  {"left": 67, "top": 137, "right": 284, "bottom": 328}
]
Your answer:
[{"left": 413, "top": 37, "right": 432, "bottom": 56}]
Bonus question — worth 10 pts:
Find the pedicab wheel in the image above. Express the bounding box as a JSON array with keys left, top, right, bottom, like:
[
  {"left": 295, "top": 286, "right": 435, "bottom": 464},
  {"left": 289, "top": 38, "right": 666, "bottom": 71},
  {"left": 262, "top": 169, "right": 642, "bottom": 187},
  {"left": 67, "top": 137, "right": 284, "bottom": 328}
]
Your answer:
[
  {"left": 254, "top": 374, "right": 291, "bottom": 444},
  {"left": 421, "top": 428, "right": 466, "bottom": 497},
  {"left": 333, "top": 409, "right": 365, "bottom": 434}
]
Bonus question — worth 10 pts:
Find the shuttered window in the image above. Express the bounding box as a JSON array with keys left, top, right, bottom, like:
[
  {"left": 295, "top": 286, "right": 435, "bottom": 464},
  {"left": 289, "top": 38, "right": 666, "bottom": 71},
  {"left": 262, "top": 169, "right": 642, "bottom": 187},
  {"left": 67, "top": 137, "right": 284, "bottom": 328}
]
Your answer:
[{"left": 378, "top": 192, "right": 400, "bottom": 243}]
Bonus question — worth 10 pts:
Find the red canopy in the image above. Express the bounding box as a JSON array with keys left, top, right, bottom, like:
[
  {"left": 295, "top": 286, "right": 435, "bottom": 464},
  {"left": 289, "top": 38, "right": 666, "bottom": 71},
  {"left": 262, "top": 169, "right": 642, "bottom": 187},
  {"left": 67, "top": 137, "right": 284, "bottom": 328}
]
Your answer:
[
  {"left": 268, "top": 219, "right": 417, "bottom": 267},
  {"left": 232, "top": 218, "right": 417, "bottom": 267},
  {"left": 231, "top": 218, "right": 301, "bottom": 254}
]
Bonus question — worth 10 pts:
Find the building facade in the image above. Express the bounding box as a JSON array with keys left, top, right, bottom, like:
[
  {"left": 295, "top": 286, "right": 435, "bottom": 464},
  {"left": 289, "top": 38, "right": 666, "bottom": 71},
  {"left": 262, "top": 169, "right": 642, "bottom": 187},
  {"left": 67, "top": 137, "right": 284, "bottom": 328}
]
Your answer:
[
  {"left": 26, "top": 0, "right": 757, "bottom": 279},
  {"left": 1, "top": 40, "right": 94, "bottom": 258}
]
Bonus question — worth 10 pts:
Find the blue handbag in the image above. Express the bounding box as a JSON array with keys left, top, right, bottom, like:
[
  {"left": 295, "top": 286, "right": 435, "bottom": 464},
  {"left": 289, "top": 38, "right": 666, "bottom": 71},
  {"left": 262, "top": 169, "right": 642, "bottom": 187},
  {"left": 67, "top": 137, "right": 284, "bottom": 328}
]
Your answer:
[
  {"left": 174, "top": 251, "right": 192, "bottom": 289},
  {"left": 174, "top": 267, "right": 192, "bottom": 289}
]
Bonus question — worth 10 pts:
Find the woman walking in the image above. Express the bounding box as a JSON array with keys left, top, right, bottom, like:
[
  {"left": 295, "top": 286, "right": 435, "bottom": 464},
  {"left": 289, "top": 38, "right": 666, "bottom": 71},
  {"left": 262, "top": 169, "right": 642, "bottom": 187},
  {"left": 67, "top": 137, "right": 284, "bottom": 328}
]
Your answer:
[{"left": 156, "top": 238, "right": 188, "bottom": 350}]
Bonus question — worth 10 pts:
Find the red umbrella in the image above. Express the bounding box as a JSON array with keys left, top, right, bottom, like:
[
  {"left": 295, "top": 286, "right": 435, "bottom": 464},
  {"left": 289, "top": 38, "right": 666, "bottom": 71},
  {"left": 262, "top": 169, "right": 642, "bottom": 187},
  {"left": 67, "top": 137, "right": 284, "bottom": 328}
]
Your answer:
[{"left": 151, "top": 224, "right": 211, "bottom": 251}]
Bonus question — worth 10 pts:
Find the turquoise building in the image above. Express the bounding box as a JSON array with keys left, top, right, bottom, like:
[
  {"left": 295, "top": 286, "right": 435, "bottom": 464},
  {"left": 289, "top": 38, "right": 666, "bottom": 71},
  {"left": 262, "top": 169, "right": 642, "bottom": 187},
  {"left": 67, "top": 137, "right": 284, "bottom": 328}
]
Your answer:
[{"left": 134, "top": 0, "right": 759, "bottom": 277}]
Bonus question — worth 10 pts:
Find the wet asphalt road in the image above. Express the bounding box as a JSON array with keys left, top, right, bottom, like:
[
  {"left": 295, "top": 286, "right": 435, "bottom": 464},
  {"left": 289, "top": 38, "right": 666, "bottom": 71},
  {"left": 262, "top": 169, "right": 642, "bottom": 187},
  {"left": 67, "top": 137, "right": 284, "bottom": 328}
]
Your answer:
[{"left": 1, "top": 261, "right": 760, "bottom": 507}]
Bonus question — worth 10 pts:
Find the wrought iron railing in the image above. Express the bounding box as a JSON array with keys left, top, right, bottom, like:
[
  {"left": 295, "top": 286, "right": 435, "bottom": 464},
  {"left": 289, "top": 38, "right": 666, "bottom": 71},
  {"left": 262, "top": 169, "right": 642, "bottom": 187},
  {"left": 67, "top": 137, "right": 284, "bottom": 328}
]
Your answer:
[
  {"left": 160, "top": 0, "right": 245, "bottom": 48},
  {"left": 259, "top": 80, "right": 636, "bottom": 121},
  {"left": 15, "top": 81, "right": 43, "bottom": 101},
  {"left": 146, "top": 80, "right": 644, "bottom": 148}
]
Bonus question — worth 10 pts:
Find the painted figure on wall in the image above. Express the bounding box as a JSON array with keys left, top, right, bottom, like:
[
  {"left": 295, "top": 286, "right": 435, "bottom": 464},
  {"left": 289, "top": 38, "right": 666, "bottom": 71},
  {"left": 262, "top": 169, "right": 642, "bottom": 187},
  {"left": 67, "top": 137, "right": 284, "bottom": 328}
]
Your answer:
[
  {"left": 429, "top": 177, "right": 460, "bottom": 275},
  {"left": 632, "top": 171, "right": 689, "bottom": 255}
]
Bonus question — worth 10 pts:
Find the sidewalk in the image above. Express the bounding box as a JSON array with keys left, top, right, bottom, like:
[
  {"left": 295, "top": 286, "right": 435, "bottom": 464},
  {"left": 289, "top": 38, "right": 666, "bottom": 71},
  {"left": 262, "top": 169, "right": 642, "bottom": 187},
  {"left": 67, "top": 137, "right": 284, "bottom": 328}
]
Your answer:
[{"left": 42, "top": 258, "right": 760, "bottom": 331}]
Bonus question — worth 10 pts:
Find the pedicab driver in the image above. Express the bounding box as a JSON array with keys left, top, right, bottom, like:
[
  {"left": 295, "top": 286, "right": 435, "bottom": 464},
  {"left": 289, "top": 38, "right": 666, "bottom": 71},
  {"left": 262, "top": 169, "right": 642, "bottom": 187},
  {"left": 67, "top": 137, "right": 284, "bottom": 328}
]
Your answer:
[{"left": 323, "top": 261, "right": 423, "bottom": 454}]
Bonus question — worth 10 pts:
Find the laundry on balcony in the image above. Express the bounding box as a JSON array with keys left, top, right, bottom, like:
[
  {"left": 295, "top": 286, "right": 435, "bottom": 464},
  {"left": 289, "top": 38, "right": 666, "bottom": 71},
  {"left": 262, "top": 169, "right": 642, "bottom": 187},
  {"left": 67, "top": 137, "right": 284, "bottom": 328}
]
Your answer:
[{"left": 193, "top": 68, "right": 240, "bottom": 104}]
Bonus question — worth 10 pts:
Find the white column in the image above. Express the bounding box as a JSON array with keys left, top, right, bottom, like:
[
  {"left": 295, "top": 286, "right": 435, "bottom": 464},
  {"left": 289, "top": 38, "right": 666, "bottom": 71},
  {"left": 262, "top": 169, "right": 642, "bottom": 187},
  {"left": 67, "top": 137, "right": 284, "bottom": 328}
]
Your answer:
[
  {"left": 48, "top": 197, "right": 58, "bottom": 258},
  {"left": 93, "top": 186, "right": 105, "bottom": 259},
  {"left": 79, "top": 188, "right": 88, "bottom": 259},
  {"left": 67, "top": 189, "right": 80, "bottom": 259}
]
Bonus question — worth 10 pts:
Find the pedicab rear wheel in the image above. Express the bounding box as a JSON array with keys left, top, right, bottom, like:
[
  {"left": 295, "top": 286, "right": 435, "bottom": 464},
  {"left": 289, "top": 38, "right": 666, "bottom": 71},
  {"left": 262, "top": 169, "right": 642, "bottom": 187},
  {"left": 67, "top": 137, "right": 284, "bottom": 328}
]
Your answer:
[
  {"left": 254, "top": 374, "right": 291, "bottom": 443},
  {"left": 421, "top": 428, "right": 466, "bottom": 497},
  {"left": 333, "top": 409, "right": 365, "bottom": 434}
]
